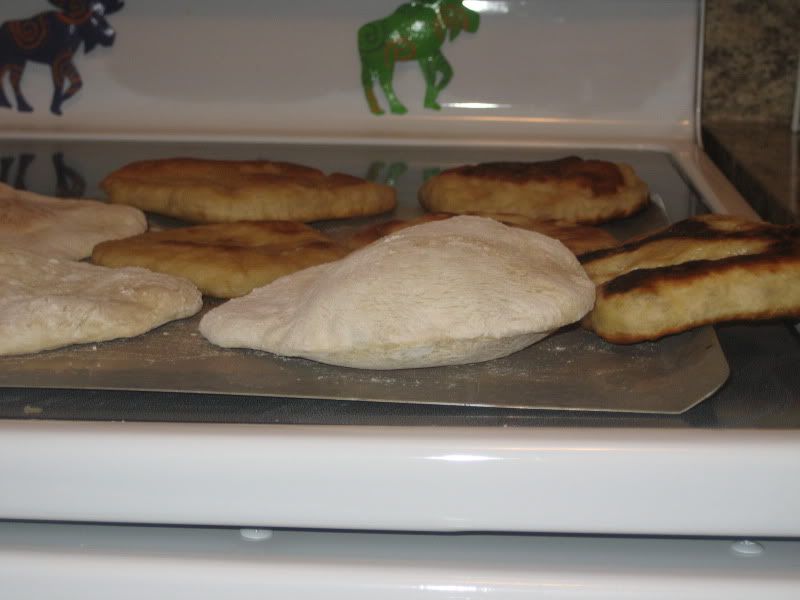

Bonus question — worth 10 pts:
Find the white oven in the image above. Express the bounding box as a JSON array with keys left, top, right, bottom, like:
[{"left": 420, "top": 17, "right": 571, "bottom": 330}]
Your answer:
[{"left": 0, "top": 1, "right": 798, "bottom": 598}]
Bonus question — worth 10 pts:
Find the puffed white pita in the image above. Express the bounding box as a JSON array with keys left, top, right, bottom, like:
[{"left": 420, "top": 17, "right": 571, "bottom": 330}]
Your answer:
[{"left": 200, "top": 216, "right": 595, "bottom": 369}]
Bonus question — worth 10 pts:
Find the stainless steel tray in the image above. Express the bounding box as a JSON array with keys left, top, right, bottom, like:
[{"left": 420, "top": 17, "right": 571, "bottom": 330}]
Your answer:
[
  {"left": 0, "top": 141, "right": 730, "bottom": 413},
  {"left": 0, "top": 306, "right": 728, "bottom": 413}
]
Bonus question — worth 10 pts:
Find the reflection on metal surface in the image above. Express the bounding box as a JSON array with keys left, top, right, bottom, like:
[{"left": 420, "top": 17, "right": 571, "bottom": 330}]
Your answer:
[
  {"left": 52, "top": 152, "right": 86, "bottom": 197},
  {"left": 365, "top": 161, "right": 408, "bottom": 187},
  {"left": 422, "top": 167, "right": 441, "bottom": 181},
  {"left": 0, "top": 153, "right": 33, "bottom": 189},
  {"left": 0, "top": 152, "right": 85, "bottom": 197}
]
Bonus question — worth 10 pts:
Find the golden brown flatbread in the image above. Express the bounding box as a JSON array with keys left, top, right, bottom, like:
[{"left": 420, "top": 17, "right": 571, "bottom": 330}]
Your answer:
[
  {"left": 101, "top": 158, "right": 397, "bottom": 224},
  {"left": 419, "top": 156, "right": 649, "bottom": 225},
  {"left": 91, "top": 220, "right": 351, "bottom": 298},
  {"left": 579, "top": 214, "right": 800, "bottom": 343},
  {"left": 579, "top": 214, "right": 777, "bottom": 286},
  {"left": 346, "top": 212, "right": 619, "bottom": 256}
]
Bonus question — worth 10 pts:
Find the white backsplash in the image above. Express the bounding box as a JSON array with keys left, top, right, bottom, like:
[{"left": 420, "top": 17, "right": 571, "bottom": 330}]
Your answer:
[{"left": 0, "top": 1, "right": 700, "bottom": 143}]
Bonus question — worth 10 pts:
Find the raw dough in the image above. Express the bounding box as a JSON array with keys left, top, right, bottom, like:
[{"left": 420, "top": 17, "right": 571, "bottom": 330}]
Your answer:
[
  {"left": 0, "top": 248, "right": 202, "bottom": 356},
  {"left": 0, "top": 182, "right": 146, "bottom": 260}
]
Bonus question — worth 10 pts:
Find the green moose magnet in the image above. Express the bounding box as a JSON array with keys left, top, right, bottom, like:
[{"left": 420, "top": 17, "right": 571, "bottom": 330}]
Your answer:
[{"left": 358, "top": 0, "right": 480, "bottom": 115}]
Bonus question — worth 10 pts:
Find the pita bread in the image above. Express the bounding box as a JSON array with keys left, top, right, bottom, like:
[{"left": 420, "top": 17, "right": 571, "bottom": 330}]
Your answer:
[
  {"left": 200, "top": 216, "right": 595, "bottom": 369},
  {"left": 0, "top": 248, "right": 202, "bottom": 356},
  {"left": 580, "top": 215, "right": 800, "bottom": 343},
  {"left": 101, "top": 158, "right": 397, "bottom": 223},
  {"left": 92, "top": 220, "right": 351, "bottom": 298},
  {"left": 0, "top": 182, "right": 147, "bottom": 260},
  {"left": 580, "top": 214, "right": 779, "bottom": 285},
  {"left": 419, "top": 156, "right": 649, "bottom": 225},
  {"left": 346, "top": 212, "right": 619, "bottom": 255}
]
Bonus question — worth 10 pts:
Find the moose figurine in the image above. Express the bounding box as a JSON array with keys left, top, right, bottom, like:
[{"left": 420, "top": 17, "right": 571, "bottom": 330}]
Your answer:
[
  {"left": 358, "top": 0, "right": 480, "bottom": 115},
  {"left": 0, "top": 0, "right": 124, "bottom": 115}
]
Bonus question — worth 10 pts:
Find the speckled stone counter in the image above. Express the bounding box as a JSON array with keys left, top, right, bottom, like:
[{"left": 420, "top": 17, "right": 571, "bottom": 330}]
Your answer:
[
  {"left": 703, "top": 0, "right": 799, "bottom": 124},
  {"left": 701, "top": 2, "right": 798, "bottom": 225},
  {"left": 703, "top": 122, "right": 798, "bottom": 224}
]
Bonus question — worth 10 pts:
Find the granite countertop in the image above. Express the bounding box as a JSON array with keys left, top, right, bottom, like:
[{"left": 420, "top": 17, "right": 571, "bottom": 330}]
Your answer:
[
  {"left": 700, "top": 0, "right": 798, "bottom": 225},
  {"left": 702, "top": 122, "right": 799, "bottom": 224}
]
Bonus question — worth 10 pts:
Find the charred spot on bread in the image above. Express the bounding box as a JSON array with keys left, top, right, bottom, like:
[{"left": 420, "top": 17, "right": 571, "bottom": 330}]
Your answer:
[
  {"left": 601, "top": 244, "right": 800, "bottom": 297},
  {"left": 580, "top": 215, "right": 798, "bottom": 264},
  {"left": 443, "top": 157, "right": 626, "bottom": 196}
]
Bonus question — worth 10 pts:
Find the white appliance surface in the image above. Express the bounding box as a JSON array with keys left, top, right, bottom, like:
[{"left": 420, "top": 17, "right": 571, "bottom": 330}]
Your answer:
[
  {"left": 2, "top": 420, "right": 800, "bottom": 536},
  {"left": 1, "top": 522, "right": 799, "bottom": 600},
  {"left": 0, "top": 0, "right": 699, "bottom": 143}
]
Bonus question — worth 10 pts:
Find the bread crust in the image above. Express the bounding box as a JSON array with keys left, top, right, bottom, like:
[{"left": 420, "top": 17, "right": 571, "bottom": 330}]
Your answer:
[
  {"left": 347, "top": 212, "right": 619, "bottom": 255},
  {"left": 101, "top": 158, "right": 397, "bottom": 223},
  {"left": 580, "top": 214, "right": 800, "bottom": 342},
  {"left": 91, "top": 220, "right": 351, "bottom": 298},
  {"left": 418, "top": 156, "right": 649, "bottom": 225}
]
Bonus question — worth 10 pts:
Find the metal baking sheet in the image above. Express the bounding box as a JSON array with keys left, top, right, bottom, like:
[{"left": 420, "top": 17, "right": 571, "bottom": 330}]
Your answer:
[
  {"left": 0, "top": 141, "right": 729, "bottom": 413},
  {"left": 0, "top": 304, "right": 727, "bottom": 414}
]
